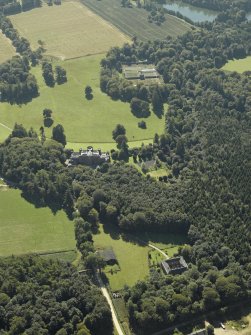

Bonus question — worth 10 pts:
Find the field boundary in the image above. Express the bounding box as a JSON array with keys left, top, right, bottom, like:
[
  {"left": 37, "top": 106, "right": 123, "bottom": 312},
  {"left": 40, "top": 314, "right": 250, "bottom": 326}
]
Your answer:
[
  {"left": 68, "top": 138, "right": 153, "bottom": 144},
  {"left": 1, "top": 249, "right": 76, "bottom": 258}
]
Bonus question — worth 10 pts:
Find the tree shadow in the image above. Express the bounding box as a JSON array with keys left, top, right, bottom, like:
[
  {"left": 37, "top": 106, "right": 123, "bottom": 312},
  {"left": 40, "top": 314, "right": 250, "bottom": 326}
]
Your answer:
[
  {"left": 21, "top": 190, "right": 61, "bottom": 215},
  {"left": 85, "top": 93, "right": 93, "bottom": 100},
  {"left": 102, "top": 223, "right": 121, "bottom": 240}
]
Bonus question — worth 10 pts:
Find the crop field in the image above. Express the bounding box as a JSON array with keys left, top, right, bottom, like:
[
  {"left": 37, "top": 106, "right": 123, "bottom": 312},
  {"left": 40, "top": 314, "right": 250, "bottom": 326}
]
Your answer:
[
  {"left": 0, "top": 32, "right": 16, "bottom": 64},
  {"left": 82, "top": 0, "right": 192, "bottom": 41},
  {"left": 0, "top": 54, "right": 165, "bottom": 146},
  {"left": 0, "top": 188, "right": 75, "bottom": 256},
  {"left": 10, "top": 1, "right": 130, "bottom": 60},
  {"left": 93, "top": 224, "right": 150, "bottom": 291},
  {"left": 222, "top": 56, "right": 251, "bottom": 73}
]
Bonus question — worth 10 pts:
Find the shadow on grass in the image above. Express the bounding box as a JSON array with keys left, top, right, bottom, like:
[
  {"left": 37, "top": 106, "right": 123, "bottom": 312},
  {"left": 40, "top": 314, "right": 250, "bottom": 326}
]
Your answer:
[
  {"left": 97, "top": 222, "right": 187, "bottom": 248},
  {"left": 21, "top": 190, "right": 74, "bottom": 220}
]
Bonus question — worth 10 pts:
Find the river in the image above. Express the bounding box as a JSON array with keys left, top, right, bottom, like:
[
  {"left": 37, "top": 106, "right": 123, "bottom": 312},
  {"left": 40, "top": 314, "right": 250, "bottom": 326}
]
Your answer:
[
  {"left": 163, "top": 0, "right": 218, "bottom": 22},
  {"left": 164, "top": 1, "right": 251, "bottom": 23}
]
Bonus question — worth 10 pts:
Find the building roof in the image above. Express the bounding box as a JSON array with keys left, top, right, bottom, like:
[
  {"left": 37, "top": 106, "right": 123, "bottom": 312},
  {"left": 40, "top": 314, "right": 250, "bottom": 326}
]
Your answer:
[
  {"left": 99, "top": 248, "right": 117, "bottom": 262},
  {"left": 161, "top": 256, "right": 188, "bottom": 275}
]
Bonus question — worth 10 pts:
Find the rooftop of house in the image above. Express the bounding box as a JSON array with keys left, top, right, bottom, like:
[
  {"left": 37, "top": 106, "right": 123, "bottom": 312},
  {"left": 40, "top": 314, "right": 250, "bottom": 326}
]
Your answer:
[
  {"left": 70, "top": 146, "right": 110, "bottom": 159},
  {"left": 161, "top": 256, "right": 188, "bottom": 274}
]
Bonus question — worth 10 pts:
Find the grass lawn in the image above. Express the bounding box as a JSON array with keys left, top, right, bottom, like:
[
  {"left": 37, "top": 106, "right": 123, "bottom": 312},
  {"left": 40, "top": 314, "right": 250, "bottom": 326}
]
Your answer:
[
  {"left": 148, "top": 167, "right": 170, "bottom": 179},
  {"left": 10, "top": 1, "right": 129, "bottom": 60},
  {"left": 0, "top": 188, "right": 75, "bottom": 256},
  {"left": 0, "top": 32, "right": 16, "bottom": 64},
  {"left": 0, "top": 54, "right": 165, "bottom": 145},
  {"left": 82, "top": 0, "right": 192, "bottom": 42},
  {"left": 66, "top": 139, "right": 154, "bottom": 152},
  {"left": 222, "top": 56, "right": 251, "bottom": 73},
  {"left": 93, "top": 224, "right": 150, "bottom": 291}
]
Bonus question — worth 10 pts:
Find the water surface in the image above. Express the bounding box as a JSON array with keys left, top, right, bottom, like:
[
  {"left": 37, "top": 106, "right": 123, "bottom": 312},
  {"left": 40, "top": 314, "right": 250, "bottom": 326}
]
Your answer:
[{"left": 164, "top": 1, "right": 218, "bottom": 22}]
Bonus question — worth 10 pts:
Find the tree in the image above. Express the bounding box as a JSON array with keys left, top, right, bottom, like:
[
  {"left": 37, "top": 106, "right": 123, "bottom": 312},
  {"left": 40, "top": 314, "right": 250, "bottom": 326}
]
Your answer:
[
  {"left": 116, "top": 134, "right": 128, "bottom": 149},
  {"left": 130, "top": 98, "right": 150, "bottom": 118},
  {"left": 138, "top": 120, "right": 146, "bottom": 129},
  {"left": 151, "top": 88, "right": 163, "bottom": 117},
  {"left": 85, "top": 253, "right": 105, "bottom": 271},
  {"left": 206, "top": 325, "right": 215, "bottom": 335},
  {"left": 85, "top": 86, "right": 92, "bottom": 96},
  {"left": 112, "top": 124, "right": 126, "bottom": 141},
  {"left": 42, "top": 62, "right": 55, "bottom": 87},
  {"left": 11, "top": 123, "right": 28, "bottom": 138},
  {"left": 52, "top": 124, "right": 66, "bottom": 146},
  {"left": 84, "top": 85, "right": 93, "bottom": 100},
  {"left": 43, "top": 109, "right": 53, "bottom": 127},
  {"left": 202, "top": 287, "right": 221, "bottom": 308},
  {"left": 55, "top": 66, "right": 67, "bottom": 84}
]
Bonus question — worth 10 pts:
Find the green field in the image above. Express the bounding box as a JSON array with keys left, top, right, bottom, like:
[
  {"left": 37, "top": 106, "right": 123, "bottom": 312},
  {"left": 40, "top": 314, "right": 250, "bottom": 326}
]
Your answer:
[
  {"left": 222, "top": 56, "right": 251, "bottom": 73},
  {"left": 0, "top": 32, "right": 16, "bottom": 64},
  {"left": 10, "top": 1, "right": 129, "bottom": 60},
  {"left": 0, "top": 188, "right": 75, "bottom": 256},
  {"left": 0, "top": 54, "right": 165, "bottom": 145},
  {"left": 82, "top": 0, "right": 192, "bottom": 41},
  {"left": 94, "top": 224, "right": 150, "bottom": 290}
]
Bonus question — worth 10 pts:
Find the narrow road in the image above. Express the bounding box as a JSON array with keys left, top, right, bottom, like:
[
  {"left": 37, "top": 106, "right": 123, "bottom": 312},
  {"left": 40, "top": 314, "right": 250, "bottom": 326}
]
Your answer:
[
  {"left": 148, "top": 243, "right": 169, "bottom": 259},
  {"left": 96, "top": 274, "right": 125, "bottom": 335},
  {"left": 0, "top": 122, "right": 12, "bottom": 131}
]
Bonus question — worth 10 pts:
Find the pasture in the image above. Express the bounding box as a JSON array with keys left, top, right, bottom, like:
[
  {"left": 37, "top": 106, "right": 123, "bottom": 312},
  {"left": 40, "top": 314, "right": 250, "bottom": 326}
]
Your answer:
[
  {"left": 93, "top": 224, "right": 150, "bottom": 291},
  {"left": 0, "top": 32, "right": 15, "bottom": 64},
  {"left": 0, "top": 188, "right": 75, "bottom": 256},
  {"left": 10, "top": 1, "right": 130, "bottom": 60},
  {"left": 82, "top": 0, "right": 192, "bottom": 41},
  {"left": 0, "top": 54, "right": 165, "bottom": 146},
  {"left": 222, "top": 56, "right": 251, "bottom": 73}
]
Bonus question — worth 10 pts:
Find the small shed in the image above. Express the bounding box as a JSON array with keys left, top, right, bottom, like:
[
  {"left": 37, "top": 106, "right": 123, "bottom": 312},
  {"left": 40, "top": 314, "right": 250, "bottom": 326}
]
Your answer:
[{"left": 99, "top": 248, "right": 117, "bottom": 265}]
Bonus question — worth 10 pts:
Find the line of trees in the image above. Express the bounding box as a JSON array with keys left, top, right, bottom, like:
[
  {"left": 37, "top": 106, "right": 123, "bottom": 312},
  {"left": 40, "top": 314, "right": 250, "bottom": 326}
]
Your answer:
[{"left": 0, "top": 0, "right": 41, "bottom": 15}]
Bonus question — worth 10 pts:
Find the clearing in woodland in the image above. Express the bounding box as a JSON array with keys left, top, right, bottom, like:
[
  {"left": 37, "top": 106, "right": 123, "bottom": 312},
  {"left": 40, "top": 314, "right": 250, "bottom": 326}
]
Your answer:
[
  {"left": 0, "top": 188, "right": 75, "bottom": 256},
  {"left": 0, "top": 32, "right": 16, "bottom": 64},
  {"left": 93, "top": 224, "right": 150, "bottom": 291},
  {"left": 0, "top": 54, "right": 165, "bottom": 146},
  {"left": 10, "top": 1, "right": 130, "bottom": 60},
  {"left": 222, "top": 56, "right": 251, "bottom": 73},
  {"left": 82, "top": 0, "right": 192, "bottom": 41}
]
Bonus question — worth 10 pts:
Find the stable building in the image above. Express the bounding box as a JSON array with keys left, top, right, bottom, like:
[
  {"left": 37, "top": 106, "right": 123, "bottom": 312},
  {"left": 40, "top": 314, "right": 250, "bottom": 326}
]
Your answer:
[{"left": 161, "top": 256, "right": 188, "bottom": 275}]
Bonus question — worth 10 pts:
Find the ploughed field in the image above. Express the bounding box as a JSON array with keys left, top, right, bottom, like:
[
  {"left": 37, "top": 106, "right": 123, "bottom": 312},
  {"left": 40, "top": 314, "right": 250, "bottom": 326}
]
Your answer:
[
  {"left": 82, "top": 0, "right": 192, "bottom": 41},
  {"left": 0, "top": 32, "right": 16, "bottom": 64},
  {"left": 10, "top": 1, "right": 130, "bottom": 60}
]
